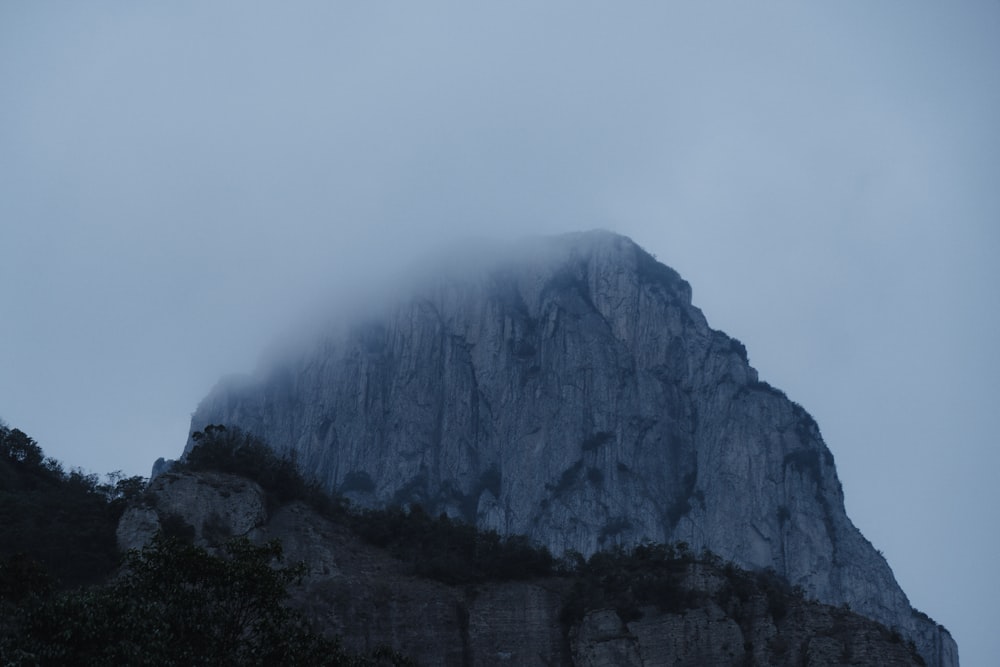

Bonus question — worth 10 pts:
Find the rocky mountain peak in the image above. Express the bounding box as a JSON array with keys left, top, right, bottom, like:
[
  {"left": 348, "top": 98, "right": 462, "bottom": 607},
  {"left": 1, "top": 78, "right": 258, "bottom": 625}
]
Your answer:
[{"left": 188, "top": 230, "right": 957, "bottom": 666}]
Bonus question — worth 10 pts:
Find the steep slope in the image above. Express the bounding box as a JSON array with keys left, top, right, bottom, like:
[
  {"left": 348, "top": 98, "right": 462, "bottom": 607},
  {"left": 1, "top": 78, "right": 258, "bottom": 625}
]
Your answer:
[{"left": 189, "top": 230, "right": 956, "bottom": 666}]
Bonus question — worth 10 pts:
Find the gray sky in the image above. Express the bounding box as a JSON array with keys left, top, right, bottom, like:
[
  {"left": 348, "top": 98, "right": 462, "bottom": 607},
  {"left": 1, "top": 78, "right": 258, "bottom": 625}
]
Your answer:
[{"left": 2, "top": 2, "right": 997, "bottom": 663}]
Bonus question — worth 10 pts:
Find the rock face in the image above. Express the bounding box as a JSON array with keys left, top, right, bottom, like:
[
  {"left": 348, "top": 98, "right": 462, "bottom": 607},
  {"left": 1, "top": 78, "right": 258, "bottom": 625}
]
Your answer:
[
  {"left": 117, "top": 471, "right": 267, "bottom": 551},
  {"left": 189, "top": 230, "right": 956, "bottom": 666},
  {"left": 123, "top": 470, "right": 927, "bottom": 666}
]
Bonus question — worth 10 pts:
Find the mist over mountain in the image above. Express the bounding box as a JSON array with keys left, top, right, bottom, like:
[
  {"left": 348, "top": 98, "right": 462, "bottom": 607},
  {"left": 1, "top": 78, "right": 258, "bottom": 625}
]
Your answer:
[{"left": 187, "top": 230, "right": 957, "bottom": 666}]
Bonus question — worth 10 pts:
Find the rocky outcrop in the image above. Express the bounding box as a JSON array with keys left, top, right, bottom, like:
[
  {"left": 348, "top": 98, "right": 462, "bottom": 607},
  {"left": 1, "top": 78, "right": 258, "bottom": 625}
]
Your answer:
[
  {"left": 188, "top": 230, "right": 956, "bottom": 665},
  {"left": 122, "top": 470, "right": 926, "bottom": 666},
  {"left": 116, "top": 471, "right": 267, "bottom": 551}
]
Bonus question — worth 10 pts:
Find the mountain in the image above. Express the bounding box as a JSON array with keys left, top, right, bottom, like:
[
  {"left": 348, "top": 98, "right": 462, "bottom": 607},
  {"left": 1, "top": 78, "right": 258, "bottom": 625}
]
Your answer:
[{"left": 188, "top": 230, "right": 957, "bottom": 666}]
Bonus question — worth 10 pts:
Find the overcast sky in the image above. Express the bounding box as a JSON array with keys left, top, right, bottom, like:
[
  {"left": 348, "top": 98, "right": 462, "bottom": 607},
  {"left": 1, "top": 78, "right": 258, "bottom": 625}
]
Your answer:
[{"left": 2, "top": 2, "right": 997, "bottom": 663}]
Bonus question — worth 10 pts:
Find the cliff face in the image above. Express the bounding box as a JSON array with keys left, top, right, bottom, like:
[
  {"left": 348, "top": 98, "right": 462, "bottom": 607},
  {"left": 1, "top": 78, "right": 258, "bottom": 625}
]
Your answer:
[
  {"left": 188, "top": 230, "right": 956, "bottom": 666},
  {"left": 120, "top": 470, "right": 927, "bottom": 667}
]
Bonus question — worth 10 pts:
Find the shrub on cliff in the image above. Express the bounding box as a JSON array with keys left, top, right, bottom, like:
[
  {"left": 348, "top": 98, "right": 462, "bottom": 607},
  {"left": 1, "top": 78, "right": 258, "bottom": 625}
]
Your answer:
[
  {"left": 182, "top": 425, "right": 340, "bottom": 514},
  {"left": 350, "top": 503, "right": 555, "bottom": 585}
]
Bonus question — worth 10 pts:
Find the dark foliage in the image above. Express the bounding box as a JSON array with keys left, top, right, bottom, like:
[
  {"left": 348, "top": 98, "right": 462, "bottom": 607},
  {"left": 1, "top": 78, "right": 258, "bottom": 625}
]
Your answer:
[
  {"left": 0, "top": 553, "right": 53, "bottom": 603},
  {"left": 350, "top": 504, "right": 555, "bottom": 585},
  {"left": 1, "top": 534, "right": 412, "bottom": 666},
  {"left": 2, "top": 421, "right": 923, "bottom": 664},
  {"left": 0, "top": 425, "right": 145, "bottom": 588},
  {"left": 0, "top": 422, "right": 413, "bottom": 666},
  {"left": 783, "top": 448, "right": 823, "bottom": 486},
  {"left": 634, "top": 246, "right": 687, "bottom": 296},
  {"left": 727, "top": 337, "right": 749, "bottom": 364},
  {"left": 713, "top": 564, "right": 805, "bottom": 625},
  {"left": 183, "top": 426, "right": 556, "bottom": 586},
  {"left": 561, "top": 542, "right": 699, "bottom": 625},
  {"left": 181, "top": 425, "right": 343, "bottom": 515}
]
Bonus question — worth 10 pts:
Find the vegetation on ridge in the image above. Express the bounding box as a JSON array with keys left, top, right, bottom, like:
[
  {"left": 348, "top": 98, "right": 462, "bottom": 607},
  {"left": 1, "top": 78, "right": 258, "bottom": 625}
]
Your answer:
[
  {"left": 178, "top": 424, "right": 927, "bottom": 664},
  {"left": 1, "top": 422, "right": 927, "bottom": 665},
  {"left": 0, "top": 423, "right": 145, "bottom": 588},
  {"left": 182, "top": 424, "right": 558, "bottom": 585},
  {"left": 3, "top": 535, "right": 395, "bottom": 666},
  {"left": 0, "top": 422, "right": 412, "bottom": 666}
]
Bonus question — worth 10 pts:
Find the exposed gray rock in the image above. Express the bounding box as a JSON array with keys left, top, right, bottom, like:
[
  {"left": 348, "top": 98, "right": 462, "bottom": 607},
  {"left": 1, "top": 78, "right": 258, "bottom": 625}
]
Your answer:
[
  {"left": 150, "top": 456, "right": 176, "bottom": 480},
  {"left": 116, "top": 506, "right": 161, "bottom": 552},
  {"left": 188, "top": 230, "right": 956, "bottom": 666},
  {"left": 627, "top": 604, "right": 745, "bottom": 666},
  {"left": 466, "top": 582, "right": 566, "bottom": 665},
  {"left": 116, "top": 471, "right": 267, "bottom": 551},
  {"left": 571, "top": 610, "right": 642, "bottom": 667}
]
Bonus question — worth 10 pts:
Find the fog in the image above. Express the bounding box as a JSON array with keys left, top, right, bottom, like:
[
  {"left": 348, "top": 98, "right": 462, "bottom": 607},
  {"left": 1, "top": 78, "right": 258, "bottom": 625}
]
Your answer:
[{"left": 2, "top": 2, "right": 998, "bottom": 663}]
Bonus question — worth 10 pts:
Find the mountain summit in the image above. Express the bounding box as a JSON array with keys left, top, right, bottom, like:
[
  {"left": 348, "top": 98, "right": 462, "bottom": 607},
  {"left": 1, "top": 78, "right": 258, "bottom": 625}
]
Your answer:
[{"left": 190, "top": 230, "right": 956, "bottom": 666}]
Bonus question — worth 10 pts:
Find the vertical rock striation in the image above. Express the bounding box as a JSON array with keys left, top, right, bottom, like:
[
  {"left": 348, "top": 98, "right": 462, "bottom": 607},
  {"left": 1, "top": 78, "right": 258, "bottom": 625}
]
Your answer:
[{"left": 189, "top": 230, "right": 956, "bottom": 666}]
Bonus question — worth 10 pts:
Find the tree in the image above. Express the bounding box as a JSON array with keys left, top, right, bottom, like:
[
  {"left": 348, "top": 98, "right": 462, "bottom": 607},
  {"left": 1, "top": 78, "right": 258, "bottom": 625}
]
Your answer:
[
  {"left": 0, "top": 425, "right": 123, "bottom": 588},
  {"left": 2, "top": 534, "right": 409, "bottom": 666},
  {"left": 184, "top": 425, "right": 313, "bottom": 506},
  {"left": 0, "top": 426, "right": 44, "bottom": 467}
]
